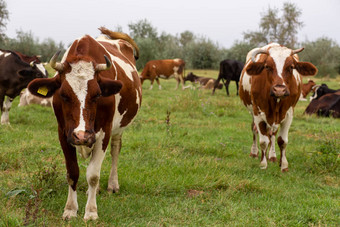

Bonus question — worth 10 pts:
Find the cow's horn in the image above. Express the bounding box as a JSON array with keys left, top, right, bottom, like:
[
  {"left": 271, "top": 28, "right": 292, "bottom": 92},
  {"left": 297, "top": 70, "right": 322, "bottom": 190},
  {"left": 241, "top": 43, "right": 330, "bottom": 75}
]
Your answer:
[
  {"left": 96, "top": 55, "right": 112, "bottom": 71},
  {"left": 251, "top": 48, "right": 269, "bottom": 62},
  {"left": 291, "top": 47, "right": 304, "bottom": 55},
  {"left": 312, "top": 84, "right": 320, "bottom": 90},
  {"left": 30, "top": 60, "right": 35, "bottom": 67},
  {"left": 49, "top": 50, "right": 64, "bottom": 72}
]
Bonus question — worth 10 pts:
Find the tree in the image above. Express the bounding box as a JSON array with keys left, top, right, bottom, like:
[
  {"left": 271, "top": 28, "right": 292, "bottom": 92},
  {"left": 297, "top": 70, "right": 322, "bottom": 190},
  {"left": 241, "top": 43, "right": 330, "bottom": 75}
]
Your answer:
[
  {"left": 0, "top": 0, "right": 8, "bottom": 41},
  {"left": 128, "top": 19, "right": 158, "bottom": 40},
  {"left": 299, "top": 37, "right": 340, "bottom": 78},
  {"left": 243, "top": 2, "right": 303, "bottom": 48},
  {"left": 224, "top": 41, "right": 256, "bottom": 63}
]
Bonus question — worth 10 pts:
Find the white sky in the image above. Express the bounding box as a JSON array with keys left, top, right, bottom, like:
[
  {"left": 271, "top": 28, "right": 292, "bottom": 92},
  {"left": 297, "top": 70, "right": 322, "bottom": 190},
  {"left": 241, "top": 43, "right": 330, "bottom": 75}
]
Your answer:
[{"left": 5, "top": 0, "right": 340, "bottom": 48}]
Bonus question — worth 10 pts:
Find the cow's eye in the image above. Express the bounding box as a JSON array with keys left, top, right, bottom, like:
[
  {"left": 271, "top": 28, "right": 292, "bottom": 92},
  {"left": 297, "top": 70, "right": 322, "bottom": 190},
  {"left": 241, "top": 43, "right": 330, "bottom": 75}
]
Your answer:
[
  {"left": 264, "top": 65, "right": 272, "bottom": 71},
  {"left": 286, "top": 65, "right": 294, "bottom": 73}
]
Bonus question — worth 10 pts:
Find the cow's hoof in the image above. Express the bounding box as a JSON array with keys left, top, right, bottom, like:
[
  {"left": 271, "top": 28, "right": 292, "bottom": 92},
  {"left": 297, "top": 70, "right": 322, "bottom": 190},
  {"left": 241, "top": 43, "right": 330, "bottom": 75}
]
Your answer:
[
  {"left": 269, "top": 157, "right": 277, "bottom": 162},
  {"left": 84, "top": 212, "right": 98, "bottom": 221},
  {"left": 249, "top": 153, "right": 258, "bottom": 158},
  {"left": 260, "top": 163, "right": 267, "bottom": 169},
  {"left": 62, "top": 209, "right": 77, "bottom": 220},
  {"left": 107, "top": 187, "right": 119, "bottom": 194},
  {"left": 281, "top": 168, "right": 289, "bottom": 173}
]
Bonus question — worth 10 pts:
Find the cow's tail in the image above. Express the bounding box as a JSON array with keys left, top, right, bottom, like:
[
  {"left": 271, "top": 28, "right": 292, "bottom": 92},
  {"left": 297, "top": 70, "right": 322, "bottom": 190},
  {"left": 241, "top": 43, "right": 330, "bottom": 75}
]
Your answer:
[{"left": 98, "top": 27, "right": 140, "bottom": 60}]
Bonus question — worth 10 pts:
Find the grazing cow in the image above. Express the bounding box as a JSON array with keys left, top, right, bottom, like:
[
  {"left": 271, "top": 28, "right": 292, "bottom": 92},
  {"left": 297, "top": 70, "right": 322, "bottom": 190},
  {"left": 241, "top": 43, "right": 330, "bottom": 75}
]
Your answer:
[
  {"left": 18, "top": 89, "right": 52, "bottom": 107},
  {"left": 140, "top": 59, "right": 185, "bottom": 90},
  {"left": 0, "top": 50, "right": 47, "bottom": 124},
  {"left": 310, "top": 83, "right": 340, "bottom": 101},
  {"left": 305, "top": 91, "right": 340, "bottom": 118},
  {"left": 212, "top": 59, "right": 244, "bottom": 96},
  {"left": 184, "top": 72, "right": 223, "bottom": 90},
  {"left": 239, "top": 43, "right": 317, "bottom": 172},
  {"left": 299, "top": 79, "right": 316, "bottom": 101},
  {"left": 28, "top": 27, "right": 142, "bottom": 220}
]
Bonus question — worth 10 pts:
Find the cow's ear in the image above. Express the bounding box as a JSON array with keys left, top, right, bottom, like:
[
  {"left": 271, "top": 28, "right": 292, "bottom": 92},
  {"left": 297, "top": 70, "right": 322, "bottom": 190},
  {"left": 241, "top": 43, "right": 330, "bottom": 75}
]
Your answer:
[
  {"left": 295, "top": 62, "right": 318, "bottom": 76},
  {"left": 98, "top": 77, "right": 123, "bottom": 97},
  {"left": 246, "top": 62, "right": 265, "bottom": 75},
  {"left": 28, "top": 77, "right": 60, "bottom": 98}
]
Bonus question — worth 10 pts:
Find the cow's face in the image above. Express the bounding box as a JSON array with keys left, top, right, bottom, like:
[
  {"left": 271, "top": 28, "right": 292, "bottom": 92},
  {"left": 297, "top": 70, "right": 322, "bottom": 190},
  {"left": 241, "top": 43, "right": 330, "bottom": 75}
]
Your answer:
[
  {"left": 246, "top": 46, "right": 317, "bottom": 99},
  {"left": 28, "top": 55, "right": 122, "bottom": 147}
]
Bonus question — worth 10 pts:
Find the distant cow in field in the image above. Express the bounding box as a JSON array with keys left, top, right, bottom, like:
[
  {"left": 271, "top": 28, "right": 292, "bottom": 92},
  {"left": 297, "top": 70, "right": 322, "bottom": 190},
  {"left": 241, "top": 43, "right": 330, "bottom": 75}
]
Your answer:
[
  {"left": 299, "top": 79, "right": 316, "bottom": 101},
  {"left": 18, "top": 89, "right": 52, "bottom": 107},
  {"left": 0, "top": 50, "right": 47, "bottom": 124},
  {"left": 239, "top": 43, "right": 317, "bottom": 172},
  {"left": 304, "top": 91, "right": 340, "bottom": 118},
  {"left": 184, "top": 72, "right": 223, "bottom": 90},
  {"left": 310, "top": 83, "right": 340, "bottom": 101},
  {"left": 28, "top": 27, "right": 141, "bottom": 220},
  {"left": 140, "top": 59, "right": 185, "bottom": 90},
  {"left": 212, "top": 59, "right": 244, "bottom": 96}
]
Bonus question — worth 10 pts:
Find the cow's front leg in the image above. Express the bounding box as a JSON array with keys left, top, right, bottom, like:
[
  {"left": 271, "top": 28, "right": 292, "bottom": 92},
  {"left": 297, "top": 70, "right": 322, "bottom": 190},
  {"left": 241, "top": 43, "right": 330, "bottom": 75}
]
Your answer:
[
  {"left": 84, "top": 131, "right": 107, "bottom": 220},
  {"left": 155, "top": 78, "right": 162, "bottom": 90},
  {"left": 268, "top": 134, "right": 277, "bottom": 162},
  {"left": 278, "top": 108, "right": 294, "bottom": 172},
  {"left": 61, "top": 138, "right": 79, "bottom": 220},
  {"left": 255, "top": 118, "right": 269, "bottom": 169},
  {"left": 107, "top": 134, "right": 122, "bottom": 193},
  {"left": 1, "top": 96, "right": 13, "bottom": 125},
  {"left": 250, "top": 121, "right": 259, "bottom": 158}
]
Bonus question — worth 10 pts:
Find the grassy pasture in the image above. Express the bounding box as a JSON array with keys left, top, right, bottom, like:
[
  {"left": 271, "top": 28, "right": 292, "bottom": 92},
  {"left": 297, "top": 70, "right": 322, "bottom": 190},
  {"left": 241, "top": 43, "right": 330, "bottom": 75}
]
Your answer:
[{"left": 0, "top": 69, "right": 339, "bottom": 226}]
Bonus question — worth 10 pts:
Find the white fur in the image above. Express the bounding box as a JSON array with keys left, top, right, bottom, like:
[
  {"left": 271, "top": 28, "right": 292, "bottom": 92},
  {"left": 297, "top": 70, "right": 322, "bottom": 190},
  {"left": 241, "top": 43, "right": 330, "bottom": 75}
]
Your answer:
[
  {"left": 63, "top": 186, "right": 78, "bottom": 219},
  {"left": 65, "top": 61, "right": 94, "bottom": 133},
  {"left": 0, "top": 97, "right": 12, "bottom": 125},
  {"left": 36, "top": 63, "right": 47, "bottom": 76},
  {"left": 84, "top": 129, "right": 106, "bottom": 220},
  {"left": 269, "top": 46, "right": 292, "bottom": 85},
  {"left": 111, "top": 93, "right": 127, "bottom": 135}
]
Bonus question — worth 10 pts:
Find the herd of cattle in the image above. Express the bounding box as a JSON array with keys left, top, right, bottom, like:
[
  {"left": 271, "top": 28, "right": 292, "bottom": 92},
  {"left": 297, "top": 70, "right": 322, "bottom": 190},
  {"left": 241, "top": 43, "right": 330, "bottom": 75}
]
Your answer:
[{"left": 0, "top": 27, "right": 339, "bottom": 220}]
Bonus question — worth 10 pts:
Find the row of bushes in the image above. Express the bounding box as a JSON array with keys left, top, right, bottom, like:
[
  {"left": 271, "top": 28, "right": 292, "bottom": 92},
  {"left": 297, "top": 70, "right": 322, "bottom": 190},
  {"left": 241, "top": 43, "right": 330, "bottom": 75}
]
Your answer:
[{"left": 0, "top": 28, "right": 339, "bottom": 77}]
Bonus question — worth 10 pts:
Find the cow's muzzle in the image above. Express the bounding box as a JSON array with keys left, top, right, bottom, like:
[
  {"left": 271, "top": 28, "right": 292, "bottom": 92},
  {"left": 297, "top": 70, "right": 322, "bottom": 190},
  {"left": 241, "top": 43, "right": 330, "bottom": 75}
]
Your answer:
[
  {"left": 270, "top": 85, "right": 290, "bottom": 99},
  {"left": 70, "top": 130, "right": 96, "bottom": 147}
]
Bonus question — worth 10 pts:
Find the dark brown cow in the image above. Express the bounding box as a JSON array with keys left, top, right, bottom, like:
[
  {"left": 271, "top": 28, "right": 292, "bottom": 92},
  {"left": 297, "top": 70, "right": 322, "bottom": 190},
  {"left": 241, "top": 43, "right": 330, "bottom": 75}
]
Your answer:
[
  {"left": 140, "top": 59, "right": 185, "bottom": 90},
  {"left": 0, "top": 50, "right": 47, "bottom": 124},
  {"left": 299, "top": 79, "right": 316, "bottom": 101},
  {"left": 28, "top": 27, "right": 142, "bottom": 220},
  {"left": 239, "top": 43, "right": 317, "bottom": 172},
  {"left": 304, "top": 90, "right": 340, "bottom": 118},
  {"left": 184, "top": 72, "right": 223, "bottom": 90}
]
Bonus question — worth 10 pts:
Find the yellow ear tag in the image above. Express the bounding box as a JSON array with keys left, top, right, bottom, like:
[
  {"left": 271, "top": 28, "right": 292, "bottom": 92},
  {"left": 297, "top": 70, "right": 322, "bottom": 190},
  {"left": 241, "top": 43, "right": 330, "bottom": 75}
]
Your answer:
[{"left": 37, "top": 86, "right": 48, "bottom": 96}]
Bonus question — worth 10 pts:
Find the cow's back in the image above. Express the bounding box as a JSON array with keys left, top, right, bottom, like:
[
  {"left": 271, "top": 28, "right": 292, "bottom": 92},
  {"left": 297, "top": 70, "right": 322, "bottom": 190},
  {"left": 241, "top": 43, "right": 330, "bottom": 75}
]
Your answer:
[{"left": 97, "top": 38, "right": 142, "bottom": 131}]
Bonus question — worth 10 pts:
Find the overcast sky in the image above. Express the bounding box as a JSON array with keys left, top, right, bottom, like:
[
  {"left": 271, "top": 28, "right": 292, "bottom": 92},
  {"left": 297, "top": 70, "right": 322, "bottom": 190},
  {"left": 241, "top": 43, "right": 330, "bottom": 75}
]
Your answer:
[{"left": 5, "top": 0, "right": 340, "bottom": 49}]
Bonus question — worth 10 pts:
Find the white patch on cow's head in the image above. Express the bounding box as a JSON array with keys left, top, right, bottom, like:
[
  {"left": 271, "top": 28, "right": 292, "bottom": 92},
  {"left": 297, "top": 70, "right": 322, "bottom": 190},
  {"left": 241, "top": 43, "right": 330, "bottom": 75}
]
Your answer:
[
  {"left": 173, "top": 66, "right": 179, "bottom": 73},
  {"left": 269, "top": 47, "right": 291, "bottom": 84},
  {"left": 174, "top": 58, "right": 181, "bottom": 63},
  {"left": 36, "top": 63, "right": 47, "bottom": 76},
  {"left": 65, "top": 61, "right": 95, "bottom": 133}
]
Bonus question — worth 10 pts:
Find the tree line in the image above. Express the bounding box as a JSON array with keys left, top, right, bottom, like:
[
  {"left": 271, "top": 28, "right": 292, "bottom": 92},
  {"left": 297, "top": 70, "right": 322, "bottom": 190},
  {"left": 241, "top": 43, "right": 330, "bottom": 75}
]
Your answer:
[{"left": 0, "top": 1, "right": 339, "bottom": 77}]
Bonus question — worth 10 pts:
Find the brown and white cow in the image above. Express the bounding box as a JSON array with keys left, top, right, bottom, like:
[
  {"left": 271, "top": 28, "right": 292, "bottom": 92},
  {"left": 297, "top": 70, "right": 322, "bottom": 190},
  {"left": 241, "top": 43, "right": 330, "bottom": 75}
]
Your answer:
[
  {"left": 140, "top": 59, "right": 185, "bottom": 90},
  {"left": 28, "top": 27, "right": 142, "bottom": 220},
  {"left": 239, "top": 43, "right": 317, "bottom": 172},
  {"left": 299, "top": 79, "right": 316, "bottom": 101},
  {"left": 19, "top": 89, "right": 52, "bottom": 107}
]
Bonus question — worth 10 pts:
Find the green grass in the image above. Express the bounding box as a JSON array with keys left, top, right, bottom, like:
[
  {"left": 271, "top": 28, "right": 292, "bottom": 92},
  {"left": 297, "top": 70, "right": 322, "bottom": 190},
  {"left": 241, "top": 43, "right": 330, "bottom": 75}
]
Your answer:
[{"left": 0, "top": 70, "right": 339, "bottom": 226}]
